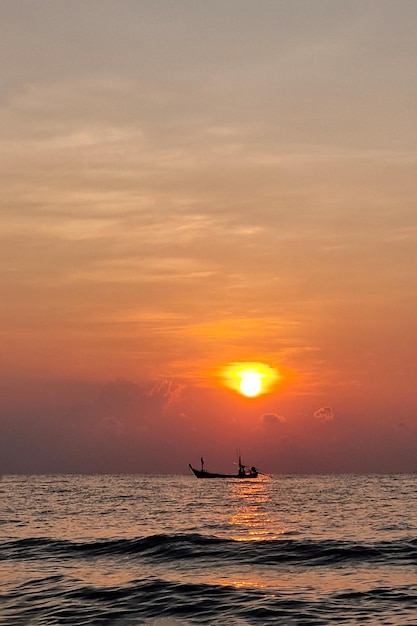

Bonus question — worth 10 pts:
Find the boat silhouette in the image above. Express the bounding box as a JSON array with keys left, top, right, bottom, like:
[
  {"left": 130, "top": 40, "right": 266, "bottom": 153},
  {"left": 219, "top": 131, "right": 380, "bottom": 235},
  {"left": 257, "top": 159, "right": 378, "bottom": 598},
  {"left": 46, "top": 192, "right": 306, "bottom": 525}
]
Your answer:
[{"left": 189, "top": 455, "right": 259, "bottom": 479}]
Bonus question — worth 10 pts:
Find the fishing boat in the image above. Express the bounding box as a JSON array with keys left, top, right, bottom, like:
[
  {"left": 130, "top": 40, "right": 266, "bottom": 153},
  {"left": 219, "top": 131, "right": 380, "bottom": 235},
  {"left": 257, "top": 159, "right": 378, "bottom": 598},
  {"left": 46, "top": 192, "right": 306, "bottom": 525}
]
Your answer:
[{"left": 189, "top": 455, "right": 259, "bottom": 479}]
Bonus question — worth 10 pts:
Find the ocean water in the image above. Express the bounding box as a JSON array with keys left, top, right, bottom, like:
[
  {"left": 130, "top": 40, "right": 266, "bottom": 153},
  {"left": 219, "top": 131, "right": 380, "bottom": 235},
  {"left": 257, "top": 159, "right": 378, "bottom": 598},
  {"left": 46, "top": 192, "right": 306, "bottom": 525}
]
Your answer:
[{"left": 1, "top": 474, "right": 416, "bottom": 625}]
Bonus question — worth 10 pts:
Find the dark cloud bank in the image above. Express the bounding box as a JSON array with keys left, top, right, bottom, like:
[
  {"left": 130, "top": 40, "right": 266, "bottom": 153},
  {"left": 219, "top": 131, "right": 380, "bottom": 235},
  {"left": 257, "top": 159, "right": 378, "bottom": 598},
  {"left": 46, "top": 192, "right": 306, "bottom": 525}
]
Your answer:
[{"left": 1, "top": 379, "right": 415, "bottom": 474}]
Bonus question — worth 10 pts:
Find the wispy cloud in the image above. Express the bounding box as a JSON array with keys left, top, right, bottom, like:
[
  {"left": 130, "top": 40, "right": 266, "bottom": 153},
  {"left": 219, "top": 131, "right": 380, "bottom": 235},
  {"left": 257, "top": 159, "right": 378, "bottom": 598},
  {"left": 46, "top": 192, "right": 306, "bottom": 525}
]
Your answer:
[
  {"left": 260, "top": 413, "right": 286, "bottom": 427},
  {"left": 314, "top": 407, "right": 335, "bottom": 422}
]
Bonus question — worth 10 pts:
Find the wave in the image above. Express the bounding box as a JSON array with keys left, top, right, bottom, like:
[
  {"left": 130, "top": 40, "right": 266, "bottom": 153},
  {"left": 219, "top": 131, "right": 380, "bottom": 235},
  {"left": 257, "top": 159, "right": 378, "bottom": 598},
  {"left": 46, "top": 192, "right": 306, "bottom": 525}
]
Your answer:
[
  {"left": 2, "top": 573, "right": 417, "bottom": 625},
  {"left": 2, "top": 533, "right": 417, "bottom": 624},
  {"left": 2, "top": 532, "right": 417, "bottom": 567}
]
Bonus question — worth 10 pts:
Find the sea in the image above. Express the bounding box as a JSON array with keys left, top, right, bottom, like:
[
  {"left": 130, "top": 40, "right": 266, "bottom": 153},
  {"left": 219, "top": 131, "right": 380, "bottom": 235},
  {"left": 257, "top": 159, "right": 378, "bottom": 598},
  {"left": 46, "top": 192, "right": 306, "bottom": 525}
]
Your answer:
[{"left": 1, "top": 474, "right": 416, "bottom": 625}]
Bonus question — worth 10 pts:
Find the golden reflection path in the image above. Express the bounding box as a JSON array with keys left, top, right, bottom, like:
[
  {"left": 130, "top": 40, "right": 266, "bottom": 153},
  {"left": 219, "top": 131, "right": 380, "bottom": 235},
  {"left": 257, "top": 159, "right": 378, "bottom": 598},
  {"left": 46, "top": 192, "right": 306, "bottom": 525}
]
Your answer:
[
  {"left": 207, "top": 478, "right": 287, "bottom": 590},
  {"left": 227, "top": 478, "right": 285, "bottom": 542}
]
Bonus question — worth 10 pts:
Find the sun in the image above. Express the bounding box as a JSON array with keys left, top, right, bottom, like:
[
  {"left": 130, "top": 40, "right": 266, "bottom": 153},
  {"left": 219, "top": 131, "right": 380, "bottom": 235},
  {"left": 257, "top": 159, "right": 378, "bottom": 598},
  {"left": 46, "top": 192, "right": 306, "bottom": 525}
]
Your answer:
[
  {"left": 239, "top": 371, "right": 263, "bottom": 397},
  {"left": 222, "top": 362, "right": 279, "bottom": 397}
]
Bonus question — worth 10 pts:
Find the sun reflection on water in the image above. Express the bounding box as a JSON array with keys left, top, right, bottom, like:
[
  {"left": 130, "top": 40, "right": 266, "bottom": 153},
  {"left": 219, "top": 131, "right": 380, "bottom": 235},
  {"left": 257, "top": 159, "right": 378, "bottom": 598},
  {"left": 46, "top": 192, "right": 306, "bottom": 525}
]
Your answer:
[
  {"left": 227, "top": 478, "right": 286, "bottom": 541},
  {"left": 228, "top": 579, "right": 268, "bottom": 590}
]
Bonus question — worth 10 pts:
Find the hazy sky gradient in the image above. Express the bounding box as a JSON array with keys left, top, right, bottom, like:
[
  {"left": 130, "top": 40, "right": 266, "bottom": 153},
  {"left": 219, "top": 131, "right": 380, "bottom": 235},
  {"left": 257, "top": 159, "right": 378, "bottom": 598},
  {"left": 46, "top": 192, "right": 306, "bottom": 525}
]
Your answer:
[{"left": 1, "top": 1, "right": 416, "bottom": 473}]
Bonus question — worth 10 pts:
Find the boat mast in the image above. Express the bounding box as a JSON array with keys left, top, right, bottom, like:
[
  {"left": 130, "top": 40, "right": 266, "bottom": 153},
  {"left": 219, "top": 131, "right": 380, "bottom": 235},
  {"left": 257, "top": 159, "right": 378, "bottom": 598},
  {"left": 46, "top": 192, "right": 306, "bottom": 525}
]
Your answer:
[{"left": 237, "top": 448, "right": 246, "bottom": 476}]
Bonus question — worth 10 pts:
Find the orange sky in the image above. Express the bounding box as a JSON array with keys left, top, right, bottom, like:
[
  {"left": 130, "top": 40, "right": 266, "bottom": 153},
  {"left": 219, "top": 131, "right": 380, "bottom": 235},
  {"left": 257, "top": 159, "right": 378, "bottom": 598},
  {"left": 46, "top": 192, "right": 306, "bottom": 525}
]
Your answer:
[{"left": 1, "top": 1, "right": 416, "bottom": 473}]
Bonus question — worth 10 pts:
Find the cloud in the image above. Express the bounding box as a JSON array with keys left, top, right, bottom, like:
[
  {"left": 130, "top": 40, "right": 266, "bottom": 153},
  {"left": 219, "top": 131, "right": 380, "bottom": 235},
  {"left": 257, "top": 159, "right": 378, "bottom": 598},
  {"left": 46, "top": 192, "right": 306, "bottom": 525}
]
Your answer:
[
  {"left": 314, "top": 407, "right": 334, "bottom": 422},
  {"left": 260, "top": 413, "right": 286, "bottom": 427},
  {"left": 67, "top": 378, "right": 184, "bottom": 434}
]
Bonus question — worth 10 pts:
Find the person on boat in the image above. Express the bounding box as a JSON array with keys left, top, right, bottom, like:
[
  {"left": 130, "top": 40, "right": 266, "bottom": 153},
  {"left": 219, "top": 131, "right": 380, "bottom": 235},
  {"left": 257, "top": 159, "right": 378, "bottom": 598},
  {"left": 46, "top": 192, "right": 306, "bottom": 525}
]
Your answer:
[{"left": 200, "top": 457, "right": 205, "bottom": 472}]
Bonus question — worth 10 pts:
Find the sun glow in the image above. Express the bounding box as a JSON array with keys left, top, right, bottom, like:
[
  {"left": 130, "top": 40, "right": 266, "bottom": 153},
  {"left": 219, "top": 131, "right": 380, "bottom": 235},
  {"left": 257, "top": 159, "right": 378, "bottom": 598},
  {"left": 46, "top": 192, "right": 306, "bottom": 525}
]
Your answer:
[
  {"left": 239, "top": 371, "right": 263, "bottom": 397},
  {"left": 222, "top": 362, "right": 279, "bottom": 397}
]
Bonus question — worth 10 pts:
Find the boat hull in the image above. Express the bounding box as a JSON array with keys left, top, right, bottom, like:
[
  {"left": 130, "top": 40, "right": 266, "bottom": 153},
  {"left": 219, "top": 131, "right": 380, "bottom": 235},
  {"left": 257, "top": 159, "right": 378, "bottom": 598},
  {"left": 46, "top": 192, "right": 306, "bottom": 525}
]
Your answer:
[{"left": 189, "top": 464, "right": 258, "bottom": 479}]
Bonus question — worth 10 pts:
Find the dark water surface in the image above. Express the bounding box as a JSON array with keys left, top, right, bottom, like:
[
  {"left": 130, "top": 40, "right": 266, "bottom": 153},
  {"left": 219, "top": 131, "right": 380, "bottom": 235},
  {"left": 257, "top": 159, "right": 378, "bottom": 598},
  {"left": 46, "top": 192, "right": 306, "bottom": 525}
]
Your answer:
[{"left": 1, "top": 474, "right": 416, "bottom": 625}]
